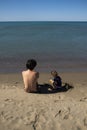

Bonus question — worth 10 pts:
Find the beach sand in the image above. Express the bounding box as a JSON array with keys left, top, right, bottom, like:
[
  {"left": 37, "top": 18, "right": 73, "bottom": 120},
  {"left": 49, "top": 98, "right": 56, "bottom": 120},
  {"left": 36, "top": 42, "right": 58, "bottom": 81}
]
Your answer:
[{"left": 0, "top": 72, "right": 87, "bottom": 130}]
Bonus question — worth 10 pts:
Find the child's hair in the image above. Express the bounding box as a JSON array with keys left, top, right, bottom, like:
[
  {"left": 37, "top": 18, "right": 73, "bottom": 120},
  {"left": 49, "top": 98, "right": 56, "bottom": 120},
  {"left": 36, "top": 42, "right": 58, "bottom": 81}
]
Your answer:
[
  {"left": 26, "top": 59, "right": 37, "bottom": 70},
  {"left": 51, "top": 71, "right": 58, "bottom": 77}
]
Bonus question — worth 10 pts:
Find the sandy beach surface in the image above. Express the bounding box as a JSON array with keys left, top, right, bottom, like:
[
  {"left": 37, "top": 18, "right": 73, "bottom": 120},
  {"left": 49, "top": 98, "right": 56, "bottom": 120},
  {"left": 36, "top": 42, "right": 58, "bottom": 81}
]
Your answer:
[{"left": 0, "top": 72, "right": 87, "bottom": 130}]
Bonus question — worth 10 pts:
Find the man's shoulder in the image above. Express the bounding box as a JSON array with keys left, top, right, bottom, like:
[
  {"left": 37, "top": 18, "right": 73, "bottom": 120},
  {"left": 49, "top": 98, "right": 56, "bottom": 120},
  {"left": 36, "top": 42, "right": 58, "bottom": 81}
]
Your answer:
[
  {"left": 22, "top": 70, "right": 28, "bottom": 76},
  {"left": 34, "top": 71, "right": 39, "bottom": 78},
  {"left": 22, "top": 71, "right": 24, "bottom": 75},
  {"left": 33, "top": 71, "right": 39, "bottom": 74}
]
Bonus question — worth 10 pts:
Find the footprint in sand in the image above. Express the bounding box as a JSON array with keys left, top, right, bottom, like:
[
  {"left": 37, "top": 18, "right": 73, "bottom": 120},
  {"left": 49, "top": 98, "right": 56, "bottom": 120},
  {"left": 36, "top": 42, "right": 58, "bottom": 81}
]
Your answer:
[
  {"left": 84, "top": 117, "right": 87, "bottom": 126},
  {"left": 54, "top": 95, "right": 65, "bottom": 103},
  {"left": 55, "top": 107, "right": 72, "bottom": 120},
  {"left": 80, "top": 97, "right": 87, "bottom": 102}
]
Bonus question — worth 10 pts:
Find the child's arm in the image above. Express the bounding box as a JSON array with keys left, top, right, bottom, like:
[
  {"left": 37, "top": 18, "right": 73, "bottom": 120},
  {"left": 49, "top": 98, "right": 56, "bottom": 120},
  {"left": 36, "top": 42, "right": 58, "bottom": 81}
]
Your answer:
[{"left": 49, "top": 79, "right": 54, "bottom": 84}]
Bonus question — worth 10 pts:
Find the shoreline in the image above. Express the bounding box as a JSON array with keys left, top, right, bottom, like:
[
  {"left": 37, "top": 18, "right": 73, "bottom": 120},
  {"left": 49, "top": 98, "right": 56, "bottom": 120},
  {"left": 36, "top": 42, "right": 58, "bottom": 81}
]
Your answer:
[{"left": 0, "top": 71, "right": 87, "bottom": 84}]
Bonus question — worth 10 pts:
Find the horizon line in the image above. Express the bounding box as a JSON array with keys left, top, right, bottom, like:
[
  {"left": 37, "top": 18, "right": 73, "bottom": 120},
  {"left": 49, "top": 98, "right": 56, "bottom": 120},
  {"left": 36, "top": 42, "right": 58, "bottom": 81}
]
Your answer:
[{"left": 0, "top": 20, "right": 87, "bottom": 22}]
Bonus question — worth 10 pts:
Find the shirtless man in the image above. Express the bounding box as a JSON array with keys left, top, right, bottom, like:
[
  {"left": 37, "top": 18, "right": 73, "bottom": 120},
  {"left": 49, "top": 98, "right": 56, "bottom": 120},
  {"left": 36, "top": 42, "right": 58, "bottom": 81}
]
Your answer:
[{"left": 22, "top": 59, "right": 39, "bottom": 93}]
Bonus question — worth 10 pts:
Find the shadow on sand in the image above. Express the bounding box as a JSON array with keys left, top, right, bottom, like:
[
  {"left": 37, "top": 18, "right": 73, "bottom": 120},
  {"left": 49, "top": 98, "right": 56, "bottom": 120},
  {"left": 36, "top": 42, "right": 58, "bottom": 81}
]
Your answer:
[{"left": 35, "top": 83, "right": 74, "bottom": 94}]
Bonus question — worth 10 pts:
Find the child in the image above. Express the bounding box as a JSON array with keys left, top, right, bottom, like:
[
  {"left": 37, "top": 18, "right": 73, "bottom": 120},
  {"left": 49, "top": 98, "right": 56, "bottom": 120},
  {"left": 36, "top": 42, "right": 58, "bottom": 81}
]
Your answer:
[{"left": 50, "top": 71, "right": 62, "bottom": 89}]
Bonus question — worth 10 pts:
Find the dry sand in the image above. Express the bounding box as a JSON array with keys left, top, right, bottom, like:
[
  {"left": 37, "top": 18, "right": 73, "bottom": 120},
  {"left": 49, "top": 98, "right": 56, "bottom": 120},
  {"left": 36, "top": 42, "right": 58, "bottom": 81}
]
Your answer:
[{"left": 0, "top": 72, "right": 87, "bottom": 130}]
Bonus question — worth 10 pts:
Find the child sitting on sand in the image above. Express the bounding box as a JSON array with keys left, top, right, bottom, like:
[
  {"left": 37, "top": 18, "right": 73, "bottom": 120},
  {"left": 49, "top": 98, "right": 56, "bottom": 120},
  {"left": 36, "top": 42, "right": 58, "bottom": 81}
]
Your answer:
[{"left": 49, "top": 71, "right": 62, "bottom": 89}]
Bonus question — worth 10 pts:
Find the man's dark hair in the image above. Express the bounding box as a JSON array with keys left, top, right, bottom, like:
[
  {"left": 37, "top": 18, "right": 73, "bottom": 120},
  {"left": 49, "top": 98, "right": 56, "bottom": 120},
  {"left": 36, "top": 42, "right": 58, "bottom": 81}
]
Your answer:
[{"left": 26, "top": 59, "right": 37, "bottom": 70}]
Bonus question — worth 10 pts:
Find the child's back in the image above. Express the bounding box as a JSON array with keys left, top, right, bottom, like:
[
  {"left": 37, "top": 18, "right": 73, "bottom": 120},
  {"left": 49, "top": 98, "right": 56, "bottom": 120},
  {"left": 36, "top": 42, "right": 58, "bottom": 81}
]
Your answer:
[{"left": 53, "top": 75, "right": 62, "bottom": 88}]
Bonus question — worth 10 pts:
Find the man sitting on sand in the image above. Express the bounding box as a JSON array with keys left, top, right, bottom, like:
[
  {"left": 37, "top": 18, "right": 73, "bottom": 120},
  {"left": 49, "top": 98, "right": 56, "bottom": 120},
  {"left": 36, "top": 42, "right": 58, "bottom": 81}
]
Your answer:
[{"left": 22, "top": 59, "right": 39, "bottom": 93}]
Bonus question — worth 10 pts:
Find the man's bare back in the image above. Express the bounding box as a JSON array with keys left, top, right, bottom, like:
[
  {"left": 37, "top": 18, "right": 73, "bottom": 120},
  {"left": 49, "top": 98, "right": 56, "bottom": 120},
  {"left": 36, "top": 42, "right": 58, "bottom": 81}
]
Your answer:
[
  {"left": 22, "top": 59, "right": 39, "bottom": 93},
  {"left": 22, "top": 70, "right": 39, "bottom": 92}
]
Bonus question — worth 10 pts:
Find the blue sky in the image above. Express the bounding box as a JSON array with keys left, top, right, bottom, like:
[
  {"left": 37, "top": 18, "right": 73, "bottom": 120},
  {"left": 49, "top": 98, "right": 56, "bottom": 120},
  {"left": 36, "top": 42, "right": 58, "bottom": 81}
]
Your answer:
[{"left": 0, "top": 0, "right": 87, "bottom": 21}]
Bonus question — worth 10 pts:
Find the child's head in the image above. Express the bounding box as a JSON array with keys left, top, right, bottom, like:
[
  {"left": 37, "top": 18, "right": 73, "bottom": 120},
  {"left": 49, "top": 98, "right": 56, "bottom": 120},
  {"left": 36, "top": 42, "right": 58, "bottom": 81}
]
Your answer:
[
  {"left": 26, "top": 59, "right": 37, "bottom": 70},
  {"left": 51, "top": 71, "right": 58, "bottom": 77}
]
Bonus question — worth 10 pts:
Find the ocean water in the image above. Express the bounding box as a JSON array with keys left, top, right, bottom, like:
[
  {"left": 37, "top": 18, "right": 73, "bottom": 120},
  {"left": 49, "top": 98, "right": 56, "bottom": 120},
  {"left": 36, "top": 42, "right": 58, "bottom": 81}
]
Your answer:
[{"left": 0, "top": 21, "right": 87, "bottom": 73}]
